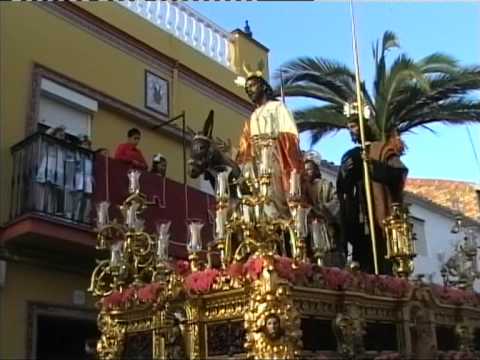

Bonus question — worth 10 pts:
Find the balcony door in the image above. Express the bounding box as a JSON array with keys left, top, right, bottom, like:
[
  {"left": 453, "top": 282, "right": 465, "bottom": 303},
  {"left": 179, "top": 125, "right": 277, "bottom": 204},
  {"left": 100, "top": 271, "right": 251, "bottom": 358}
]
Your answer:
[{"left": 28, "top": 303, "right": 98, "bottom": 360}]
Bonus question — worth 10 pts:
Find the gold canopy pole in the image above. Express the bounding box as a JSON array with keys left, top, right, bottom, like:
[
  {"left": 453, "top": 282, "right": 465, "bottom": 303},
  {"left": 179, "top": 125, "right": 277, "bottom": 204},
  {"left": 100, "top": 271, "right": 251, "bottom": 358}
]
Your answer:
[{"left": 349, "top": 0, "right": 379, "bottom": 274}]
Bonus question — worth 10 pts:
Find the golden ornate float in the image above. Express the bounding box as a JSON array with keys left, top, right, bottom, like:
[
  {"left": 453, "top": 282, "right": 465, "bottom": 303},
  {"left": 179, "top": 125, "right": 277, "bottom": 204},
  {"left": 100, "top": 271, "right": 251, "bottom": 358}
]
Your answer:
[{"left": 89, "top": 144, "right": 480, "bottom": 359}]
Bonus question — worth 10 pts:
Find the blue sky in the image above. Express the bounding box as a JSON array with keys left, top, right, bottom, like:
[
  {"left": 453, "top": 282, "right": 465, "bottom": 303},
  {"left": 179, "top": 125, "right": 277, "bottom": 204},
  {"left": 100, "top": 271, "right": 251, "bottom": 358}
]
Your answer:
[{"left": 189, "top": 1, "right": 480, "bottom": 183}]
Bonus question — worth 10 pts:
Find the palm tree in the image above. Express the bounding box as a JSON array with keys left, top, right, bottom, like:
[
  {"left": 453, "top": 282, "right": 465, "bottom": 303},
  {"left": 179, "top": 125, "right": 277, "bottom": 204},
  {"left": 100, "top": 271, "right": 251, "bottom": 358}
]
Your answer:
[{"left": 275, "top": 31, "right": 480, "bottom": 145}]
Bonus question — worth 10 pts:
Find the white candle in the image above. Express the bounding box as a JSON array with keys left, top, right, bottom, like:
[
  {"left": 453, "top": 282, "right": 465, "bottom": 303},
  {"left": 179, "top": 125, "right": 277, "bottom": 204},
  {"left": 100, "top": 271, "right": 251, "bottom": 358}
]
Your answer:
[
  {"left": 260, "top": 146, "right": 272, "bottom": 175},
  {"left": 295, "top": 206, "right": 310, "bottom": 238},
  {"left": 242, "top": 204, "right": 252, "bottom": 224},
  {"left": 215, "top": 208, "right": 228, "bottom": 239},
  {"left": 216, "top": 167, "right": 232, "bottom": 199},
  {"left": 134, "top": 219, "right": 145, "bottom": 233},
  {"left": 188, "top": 221, "right": 204, "bottom": 253},
  {"left": 125, "top": 203, "right": 140, "bottom": 229},
  {"left": 311, "top": 219, "right": 331, "bottom": 252},
  {"left": 156, "top": 220, "right": 171, "bottom": 261},
  {"left": 289, "top": 169, "right": 301, "bottom": 198},
  {"left": 128, "top": 169, "right": 141, "bottom": 194},
  {"left": 110, "top": 241, "right": 123, "bottom": 267},
  {"left": 96, "top": 201, "right": 110, "bottom": 228}
]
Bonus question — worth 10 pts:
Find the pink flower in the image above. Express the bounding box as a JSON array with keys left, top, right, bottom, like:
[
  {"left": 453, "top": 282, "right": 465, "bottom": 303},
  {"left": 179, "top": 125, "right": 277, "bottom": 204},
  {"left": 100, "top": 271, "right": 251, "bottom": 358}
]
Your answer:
[
  {"left": 184, "top": 268, "right": 220, "bottom": 294},
  {"left": 320, "top": 267, "right": 353, "bottom": 290},
  {"left": 137, "top": 283, "right": 163, "bottom": 303},
  {"left": 121, "top": 287, "right": 136, "bottom": 303},
  {"left": 175, "top": 260, "right": 190, "bottom": 276},
  {"left": 243, "top": 257, "right": 264, "bottom": 280},
  {"left": 227, "top": 262, "right": 244, "bottom": 278},
  {"left": 274, "top": 256, "right": 296, "bottom": 282},
  {"left": 376, "top": 275, "right": 411, "bottom": 298},
  {"left": 102, "top": 291, "right": 123, "bottom": 309}
]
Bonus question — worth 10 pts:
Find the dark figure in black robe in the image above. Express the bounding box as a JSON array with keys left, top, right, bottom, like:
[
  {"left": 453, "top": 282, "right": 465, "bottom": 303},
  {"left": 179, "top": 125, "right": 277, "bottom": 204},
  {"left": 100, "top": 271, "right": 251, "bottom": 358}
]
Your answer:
[{"left": 337, "top": 120, "right": 408, "bottom": 274}]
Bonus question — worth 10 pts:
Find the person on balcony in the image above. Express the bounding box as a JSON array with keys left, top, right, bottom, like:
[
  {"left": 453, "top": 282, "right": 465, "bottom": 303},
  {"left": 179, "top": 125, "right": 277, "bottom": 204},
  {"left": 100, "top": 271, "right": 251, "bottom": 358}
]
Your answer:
[
  {"left": 150, "top": 153, "right": 167, "bottom": 177},
  {"left": 235, "top": 68, "right": 304, "bottom": 218},
  {"left": 71, "top": 135, "right": 94, "bottom": 223},
  {"left": 114, "top": 128, "right": 148, "bottom": 170},
  {"left": 35, "top": 125, "right": 67, "bottom": 215}
]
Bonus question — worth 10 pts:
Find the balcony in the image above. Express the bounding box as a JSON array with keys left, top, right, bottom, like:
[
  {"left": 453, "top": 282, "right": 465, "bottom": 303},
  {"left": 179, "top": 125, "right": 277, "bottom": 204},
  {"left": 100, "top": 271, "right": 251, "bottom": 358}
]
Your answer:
[
  {"left": 4, "top": 132, "right": 214, "bottom": 259},
  {"left": 116, "top": 0, "right": 233, "bottom": 69}
]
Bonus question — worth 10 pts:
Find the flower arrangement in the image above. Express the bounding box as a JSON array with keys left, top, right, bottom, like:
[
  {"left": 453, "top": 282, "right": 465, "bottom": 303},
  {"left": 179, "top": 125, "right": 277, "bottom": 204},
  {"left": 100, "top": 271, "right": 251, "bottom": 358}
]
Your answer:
[
  {"left": 431, "top": 284, "right": 479, "bottom": 307},
  {"left": 184, "top": 268, "right": 220, "bottom": 294}
]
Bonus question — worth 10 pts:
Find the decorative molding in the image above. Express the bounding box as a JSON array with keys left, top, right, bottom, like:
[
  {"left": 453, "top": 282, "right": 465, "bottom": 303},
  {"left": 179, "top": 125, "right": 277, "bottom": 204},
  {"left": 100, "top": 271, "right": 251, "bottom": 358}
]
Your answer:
[{"left": 38, "top": 2, "right": 252, "bottom": 118}]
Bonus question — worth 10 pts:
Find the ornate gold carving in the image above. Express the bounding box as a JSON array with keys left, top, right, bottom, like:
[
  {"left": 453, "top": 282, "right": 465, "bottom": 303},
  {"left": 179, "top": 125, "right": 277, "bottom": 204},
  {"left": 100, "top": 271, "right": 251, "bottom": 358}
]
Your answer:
[
  {"left": 332, "top": 305, "right": 366, "bottom": 359},
  {"left": 96, "top": 310, "right": 126, "bottom": 360},
  {"left": 455, "top": 322, "right": 474, "bottom": 353},
  {"left": 244, "top": 256, "right": 302, "bottom": 359}
]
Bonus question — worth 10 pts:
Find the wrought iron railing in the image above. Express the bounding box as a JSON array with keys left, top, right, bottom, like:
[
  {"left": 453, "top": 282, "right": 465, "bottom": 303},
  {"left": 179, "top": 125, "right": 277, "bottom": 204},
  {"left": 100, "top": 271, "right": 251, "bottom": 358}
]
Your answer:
[
  {"left": 116, "top": 0, "right": 233, "bottom": 69},
  {"left": 10, "top": 132, "right": 95, "bottom": 225}
]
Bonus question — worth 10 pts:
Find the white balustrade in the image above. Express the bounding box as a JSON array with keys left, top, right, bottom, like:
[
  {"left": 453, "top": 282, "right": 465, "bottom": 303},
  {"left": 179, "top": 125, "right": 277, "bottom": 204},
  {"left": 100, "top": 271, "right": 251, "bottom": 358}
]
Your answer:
[{"left": 116, "top": 0, "right": 234, "bottom": 70}]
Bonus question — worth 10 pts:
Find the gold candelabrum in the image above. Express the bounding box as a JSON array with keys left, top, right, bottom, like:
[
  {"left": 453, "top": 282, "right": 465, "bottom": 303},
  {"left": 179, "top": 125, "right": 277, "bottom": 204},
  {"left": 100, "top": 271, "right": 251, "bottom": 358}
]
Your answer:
[
  {"left": 207, "top": 135, "right": 321, "bottom": 268},
  {"left": 440, "top": 218, "right": 480, "bottom": 290},
  {"left": 383, "top": 203, "right": 416, "bottom": 278},
  {"left": 88, "top": 170, "right": 173, "bottom": 298}
]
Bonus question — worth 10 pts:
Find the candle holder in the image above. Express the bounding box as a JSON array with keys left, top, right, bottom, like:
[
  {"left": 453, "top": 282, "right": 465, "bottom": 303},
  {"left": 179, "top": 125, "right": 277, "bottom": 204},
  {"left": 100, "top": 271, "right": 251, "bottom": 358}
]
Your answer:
[
  {"left": 187, "top": 219, "right": 204, "bottom": 272},
  {"left": 383, "top": 203, "right": 416, "bottom": 278},
  {"left": 289, "top": 169, "right": 302, "bottom": 202},
  {"left": 311, "top": 218, "right": 333, "bottom": 266},
  {"left": 127, "top": 169, "right": 141, "bottom": 194},
  {"left": 89, "top": 170, "right": 169, "bottom": 298},
  {"left": 215, "top": 167, "right": 232, "bottom": 203}
]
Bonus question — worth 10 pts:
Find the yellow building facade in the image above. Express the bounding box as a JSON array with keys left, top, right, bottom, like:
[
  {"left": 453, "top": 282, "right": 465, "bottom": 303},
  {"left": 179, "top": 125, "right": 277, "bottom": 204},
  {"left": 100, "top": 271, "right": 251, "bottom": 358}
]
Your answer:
[{"left": 0, "top": 2, "right": 268, "bottom": 358}]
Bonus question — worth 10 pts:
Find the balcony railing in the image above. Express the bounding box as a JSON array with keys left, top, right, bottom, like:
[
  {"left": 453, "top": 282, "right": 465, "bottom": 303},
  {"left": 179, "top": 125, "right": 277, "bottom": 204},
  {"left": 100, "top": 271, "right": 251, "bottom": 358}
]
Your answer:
[
  {"left": 10, "top": 132, "right": 95, "bottom": 225},
  {"left": 116, "top": 0, "right": 233, "bottom": 69},
  {"left": 10, "top": 132, "right": 214, "bottom": 257}
]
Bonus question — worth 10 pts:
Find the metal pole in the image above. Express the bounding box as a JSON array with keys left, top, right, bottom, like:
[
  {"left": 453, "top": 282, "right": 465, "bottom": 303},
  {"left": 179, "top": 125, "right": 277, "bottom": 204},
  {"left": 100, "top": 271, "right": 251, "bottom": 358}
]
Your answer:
[
  {"left": 279, "top": 68, "right": 286, "bottom": 104},
  {"left": 349, "top": 0, "right": 379, "bottom": 274}
]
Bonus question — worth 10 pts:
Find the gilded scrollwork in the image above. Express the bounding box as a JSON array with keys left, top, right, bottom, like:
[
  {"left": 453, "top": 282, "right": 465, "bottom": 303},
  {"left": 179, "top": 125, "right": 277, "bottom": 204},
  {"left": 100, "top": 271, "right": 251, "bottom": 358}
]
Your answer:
[
  {"left": 332, "top": 305, "right": 366, "bottom": 360},
  {"left": 244, "top": 256, "right": 302, "bottom": 360},
  {"left": 455, "top": 321, "right": 474, "bottom": 353},
  {"left": 96, "top": 310, "right": 126, "bottom": 360}
]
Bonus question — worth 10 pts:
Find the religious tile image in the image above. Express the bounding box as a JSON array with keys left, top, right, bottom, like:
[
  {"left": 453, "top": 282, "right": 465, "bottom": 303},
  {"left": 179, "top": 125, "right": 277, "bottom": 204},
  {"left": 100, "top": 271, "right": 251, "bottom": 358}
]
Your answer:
[{"left": 145, "top": 70, "right": 169, "bottom": 116}]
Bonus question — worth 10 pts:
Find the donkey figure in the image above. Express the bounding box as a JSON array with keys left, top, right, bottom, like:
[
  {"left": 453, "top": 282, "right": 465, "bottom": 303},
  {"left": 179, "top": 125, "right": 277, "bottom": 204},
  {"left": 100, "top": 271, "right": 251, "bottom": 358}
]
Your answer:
[{"left": 188, "top": 110, "right": 241, "bottom": 192}]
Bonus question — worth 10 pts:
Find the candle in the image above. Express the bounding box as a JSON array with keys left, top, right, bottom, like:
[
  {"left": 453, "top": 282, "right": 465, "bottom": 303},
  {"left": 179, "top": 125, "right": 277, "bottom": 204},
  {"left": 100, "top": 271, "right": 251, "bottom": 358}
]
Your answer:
[
  {"left": 215, "top": 208, "right": 228, "bottom": 239},
  {"left": 242, "top": 204, "right": 252, "bottom": 225},
  {"left": 110, "top": 241, "right": 123, "bottom": 268},
  {"left": 156, "top": 220, "right": 171, "bottom": 261},
  {"left": 242, "top": 162, "right": 256, "bottom": 180},
  {"left": 134, "top": 219, "right": 145, "bottom": 233},
  {"left": 289, "top": 169, "right": 301, "bottom": 199},
  {"left": 96, "top": 201, "right": 110, "bottom": 228},
  {"left": 216, "top": 167, "right": 232, "bottom": 200},
  {"left": 260, "top": 145, "right": 272, "bottom": 175},
  {"left": 125, "top": 202, "right": 140, "bottom": 229},
  {"left": 311, "top": 219, "right": 328, "bottom": 251},
  {"left": 188, "top": 220, "right": 204, "bottom": 253},
  {"left": 294, "top": 206, "right": 311, "bottom": 238},
  {"left": 127, "top": 169, "right": 141, "bottom": 194}
]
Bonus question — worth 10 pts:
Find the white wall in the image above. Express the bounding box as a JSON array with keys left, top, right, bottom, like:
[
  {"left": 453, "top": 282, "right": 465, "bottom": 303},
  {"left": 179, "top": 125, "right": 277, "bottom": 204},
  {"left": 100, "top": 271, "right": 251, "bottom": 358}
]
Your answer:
[{"left": 320, "top": 164, "right": 480, "bottom": 289}]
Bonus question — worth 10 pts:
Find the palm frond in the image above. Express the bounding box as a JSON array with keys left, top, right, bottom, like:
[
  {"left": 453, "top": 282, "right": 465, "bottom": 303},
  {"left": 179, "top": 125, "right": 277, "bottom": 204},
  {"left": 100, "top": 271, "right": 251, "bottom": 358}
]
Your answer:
[{"left": 294, "top": 106, "right": 348, "bottom": 146}]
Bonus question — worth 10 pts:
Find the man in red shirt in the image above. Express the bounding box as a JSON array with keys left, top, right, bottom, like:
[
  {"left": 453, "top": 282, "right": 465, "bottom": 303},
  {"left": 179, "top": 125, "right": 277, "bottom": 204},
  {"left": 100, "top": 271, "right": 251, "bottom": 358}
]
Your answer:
[{"left": 114, "top": 128, "right": 148, "bottom": 170}]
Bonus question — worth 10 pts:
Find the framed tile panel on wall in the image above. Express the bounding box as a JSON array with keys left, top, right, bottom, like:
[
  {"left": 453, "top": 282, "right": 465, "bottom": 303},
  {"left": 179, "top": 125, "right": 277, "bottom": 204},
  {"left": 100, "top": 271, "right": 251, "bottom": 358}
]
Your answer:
[{"left": 145, "top": 70, "right": 169, "bottom": 117}]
